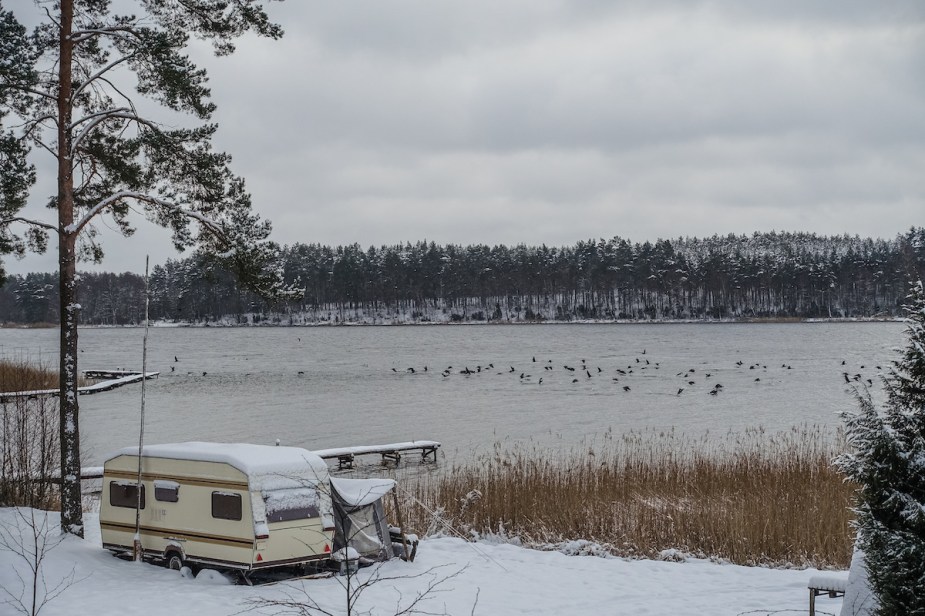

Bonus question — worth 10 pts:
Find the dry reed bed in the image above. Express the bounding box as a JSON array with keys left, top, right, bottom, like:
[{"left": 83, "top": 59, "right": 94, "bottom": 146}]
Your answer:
[
  {"left": 402, "top": 427, "right": 855, "bottom": 568},
  {"left": 0, "top": 358, "right": 60, "bottom": 392}
]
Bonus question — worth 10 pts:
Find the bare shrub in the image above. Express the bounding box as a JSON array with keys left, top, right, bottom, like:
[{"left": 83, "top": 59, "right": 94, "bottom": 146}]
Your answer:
[
  {"left": 404, "top": 426, "right": 855, "bottom": 568},
  {"left": 0, "top": 361, "right": 61, "bottom": 509},
  {"left": 0, "top": 508, "right": 83, "bottom": 616}
]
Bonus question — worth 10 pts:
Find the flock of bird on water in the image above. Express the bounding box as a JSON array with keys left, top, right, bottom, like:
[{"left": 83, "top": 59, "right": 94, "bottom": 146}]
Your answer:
[{"left": 390, "top": 351, "right": 879, "bottom": 397}]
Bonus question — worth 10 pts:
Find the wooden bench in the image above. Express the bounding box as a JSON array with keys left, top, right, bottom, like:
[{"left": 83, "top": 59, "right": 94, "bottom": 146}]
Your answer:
[{"left": 808, "top": 575, "right": 847, "bottom": 616}]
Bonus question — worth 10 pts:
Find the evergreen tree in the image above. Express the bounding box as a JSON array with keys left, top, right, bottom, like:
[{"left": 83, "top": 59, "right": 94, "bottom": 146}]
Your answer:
[
  {"left": 0, "top": 0, "right": 288, "bottom": 536},
  {"left": 837, "top": 280, "right": 925, "bottom": 615}
]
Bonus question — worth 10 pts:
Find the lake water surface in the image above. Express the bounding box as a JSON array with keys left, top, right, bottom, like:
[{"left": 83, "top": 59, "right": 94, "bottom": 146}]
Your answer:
[{"left": 0, "top": 322, "right": 906, "bottom": 465}]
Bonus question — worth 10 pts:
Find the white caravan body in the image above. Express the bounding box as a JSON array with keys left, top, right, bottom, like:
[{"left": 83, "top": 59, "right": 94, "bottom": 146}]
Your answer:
[{"left": 100, "top": 442, "right": 333, "bottom": 571}]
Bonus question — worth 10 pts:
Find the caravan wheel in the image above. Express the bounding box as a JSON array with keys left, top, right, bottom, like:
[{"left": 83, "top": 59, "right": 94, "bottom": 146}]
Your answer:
[{"left": 166, "top": 552, "right": 184, "bottom": 571}]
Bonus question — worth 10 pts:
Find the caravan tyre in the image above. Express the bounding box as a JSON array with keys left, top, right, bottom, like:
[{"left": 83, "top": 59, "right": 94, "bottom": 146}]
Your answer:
[{"left": 166, "top": 553, "right": 184, "bottom": 571}]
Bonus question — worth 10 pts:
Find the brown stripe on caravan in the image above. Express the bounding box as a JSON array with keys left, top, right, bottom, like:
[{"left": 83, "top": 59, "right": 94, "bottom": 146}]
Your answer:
[
  {"left": 100, "top": 521, "right": 255, "bottom": 548},
  {"left": 102, "top": 543, "right": 252, "bottom": 570},
  {"left": 104, "top": 469, "right": 249, "bottom": 490}
]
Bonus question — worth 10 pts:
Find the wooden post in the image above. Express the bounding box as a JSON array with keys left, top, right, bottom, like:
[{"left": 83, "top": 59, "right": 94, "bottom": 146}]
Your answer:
[{"left": 390, "top": 491, "right": 411, "bottom": 561}]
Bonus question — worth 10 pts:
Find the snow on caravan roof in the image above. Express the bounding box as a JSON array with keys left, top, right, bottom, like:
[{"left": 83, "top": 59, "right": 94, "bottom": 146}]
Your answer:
[{"left": 106, "top": 442, "right": 329, "bottom": 491}]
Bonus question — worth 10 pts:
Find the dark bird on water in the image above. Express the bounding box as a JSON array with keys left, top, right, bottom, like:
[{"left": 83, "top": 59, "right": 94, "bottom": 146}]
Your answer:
[
  {"left": 298, "top": 371, "right": 304, "bottom": 375},
  {"left": 754, "top": 377, "right": 760, "bottom": 382},
  {"left": 533, "top": 356, "right": 536, "bottom": 362},
  {"left": 736, "top": 360, "right": 743, "bottom": 366},
  {"left": 677, "top": 388, "right": 684, "bottom": 396},
  {"left": 843, "top": 373, "right": 850, "bottom": 384},
  {"left": 597, "top": 367, "right": 602, "bottom": 373},
  {"left": 424, "top": 366, "right": 428, "bottom": 372},
  {"left": 520, "top": 373, "right": 525, "bottom": 379},
  {"left": 202, "top": 372, "right": 207, "bottom": 376},
  {"left": 623, "top": 386, "right": 631, "bottom": 392},
  {"left": 510, "top": 366, "right": 516, "bottom": 372},
  {"left": 586, "top": 370, "right": 592, "bottom": 378},
  {"left": 688, "top": 381, "right": 695, "bottom": 385},
  {"left": 841, "top": 360, "right": 846, "bottom": 365},
  {"left": 572, "top": 378, "right": 579, "bottom": 383},
  {"left": 539, "top": 378, "right": 543, "bottom": 384},
  {"left": 636, "top": 358, "right": 640, "bottom": 363},
  {"left": 392, "top": 368, "right": 397, "bottom": 372},
  {"left": 709, "top": 389, "right": 719, "bottom": 396},
  {"left": 170, "top": 366, "right": 175, "bottom": 372},
  {"left": 174, "top": 356, "right": 178, "bottom": 362},
  {"left": 407, "top": 367, "right": 415, "bottom": 374}
]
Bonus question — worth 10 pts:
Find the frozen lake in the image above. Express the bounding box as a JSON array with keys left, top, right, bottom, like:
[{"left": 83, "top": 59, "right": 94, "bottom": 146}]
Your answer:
[{"left": 0, "top": 322, "right": 906, "bottom": 465}]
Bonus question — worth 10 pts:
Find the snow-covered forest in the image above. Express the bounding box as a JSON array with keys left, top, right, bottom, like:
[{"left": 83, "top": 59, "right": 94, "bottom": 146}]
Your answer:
[{"left": 2, "top": 229, "right": 923, "bottom": 325}]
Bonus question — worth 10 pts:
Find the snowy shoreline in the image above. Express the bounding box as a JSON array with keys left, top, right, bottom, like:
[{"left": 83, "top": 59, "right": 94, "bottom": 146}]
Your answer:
[
  {"left": 0, "top": 315, "right": 902, "bottom": 329},
  {"left": 0, "top": 509, "right": 847, "bottom": 616}
]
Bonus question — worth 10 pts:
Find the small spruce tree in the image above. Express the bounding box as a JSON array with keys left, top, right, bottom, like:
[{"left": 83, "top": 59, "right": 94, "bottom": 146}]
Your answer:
[{"left": 837, "top": 280, "right": 925, "bottom": 615}]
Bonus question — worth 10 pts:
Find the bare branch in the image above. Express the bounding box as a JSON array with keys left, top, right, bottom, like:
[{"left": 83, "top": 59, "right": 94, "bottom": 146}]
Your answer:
[
  {"left": 0, "top": 217, "right": 59, "bottom": 233},
  {"left": 67, "top": 191, "right": 227, "bottom": 240},
  {"left": 70, "top": 25, "right": 142, "bottom": 44},
  {"left": 71, "top": 53, "right": 137, "bottom": 103},
  {"left": 0, "top": 84, "right": 57, "bottom": 102},
  {"left": 69, "top": 109, "right": 159, "bottom": 156}
]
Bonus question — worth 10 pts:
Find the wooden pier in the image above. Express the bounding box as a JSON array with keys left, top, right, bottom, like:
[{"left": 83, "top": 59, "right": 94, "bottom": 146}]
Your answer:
[
  {"left": 0, "top": 370, "right": 158, "bottom": 403},
  {"left": 313, "top": 441, "right": 442, "bottom": 469},
  {"left": 77, "top": 441, "right": 441, "bottom": 492}
]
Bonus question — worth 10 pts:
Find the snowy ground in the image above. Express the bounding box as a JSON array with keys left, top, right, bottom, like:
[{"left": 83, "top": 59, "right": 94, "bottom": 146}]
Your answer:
[{"left": 0, "top": 509, "right": 845, "bottom": 616}]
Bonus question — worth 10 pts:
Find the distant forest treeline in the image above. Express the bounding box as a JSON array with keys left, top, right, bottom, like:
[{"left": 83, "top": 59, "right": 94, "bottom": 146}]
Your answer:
[{"left": 1, "top": 229, "right": 923, "bottom": 326}]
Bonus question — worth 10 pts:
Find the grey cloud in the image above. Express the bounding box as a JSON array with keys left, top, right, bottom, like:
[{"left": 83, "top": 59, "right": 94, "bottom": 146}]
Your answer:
[{"left": 5, "top": 0, "right": 924, "bottom": 276}]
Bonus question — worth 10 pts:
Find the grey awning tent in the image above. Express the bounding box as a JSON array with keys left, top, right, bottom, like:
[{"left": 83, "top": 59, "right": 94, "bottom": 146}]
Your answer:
[{"left": 330, "top": 477, "right": 397, "bottom": 561}]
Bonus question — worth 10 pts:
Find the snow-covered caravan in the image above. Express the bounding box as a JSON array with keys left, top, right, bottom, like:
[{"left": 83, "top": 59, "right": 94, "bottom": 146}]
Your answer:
[{"left": 100, "top": 442, "right": 334, "bottom": 573}]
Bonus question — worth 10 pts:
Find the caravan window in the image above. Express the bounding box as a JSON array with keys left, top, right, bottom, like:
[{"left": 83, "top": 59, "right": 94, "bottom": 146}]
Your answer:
[
  {"left": 212, "top": 491, "right": 242, "bottom": 520},
  {"left": 154, "top": 480, "right": 179, "bottom": 503},
  {"left": 110, "top": 481, "right": 145, "bottom": 509},
  {"left": 264, "top": 488, "right": 320, "bottom": 523}
]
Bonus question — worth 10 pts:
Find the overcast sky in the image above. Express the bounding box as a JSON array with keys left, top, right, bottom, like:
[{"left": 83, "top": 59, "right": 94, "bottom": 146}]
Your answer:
[{"left": 7, "top": 0, "right": 925, "bottom": 275}]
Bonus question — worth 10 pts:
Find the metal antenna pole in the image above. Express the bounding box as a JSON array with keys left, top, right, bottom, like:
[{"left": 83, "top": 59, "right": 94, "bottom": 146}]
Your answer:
[{"left": 133, "top": 256, "right": 150, "bottom": 562}]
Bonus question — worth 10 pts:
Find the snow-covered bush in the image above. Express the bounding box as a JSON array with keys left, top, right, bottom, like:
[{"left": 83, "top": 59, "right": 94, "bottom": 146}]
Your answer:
[{"left": 837, "top": 280, "right": 925, "bottom": 615}]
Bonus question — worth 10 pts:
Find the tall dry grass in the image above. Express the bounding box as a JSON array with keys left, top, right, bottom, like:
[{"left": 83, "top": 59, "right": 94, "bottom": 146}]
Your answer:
[
  {"left": 0, "top": 358, "right": 60, "bottom": 392},
  {"left": 402, "top": 426, "right": 855, "bottom": 568}
]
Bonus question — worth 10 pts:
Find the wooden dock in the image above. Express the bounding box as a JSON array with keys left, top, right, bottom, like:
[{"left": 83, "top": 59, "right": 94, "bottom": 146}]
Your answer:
[
  {"left": 78, "top": 441, "right": 442, "bottom": 488},
  {"left": 313, "top": 440, "right": 442, "bottom": 469},
  {"left": 0, "top": 370, "right": 158, "bottom": 403}
]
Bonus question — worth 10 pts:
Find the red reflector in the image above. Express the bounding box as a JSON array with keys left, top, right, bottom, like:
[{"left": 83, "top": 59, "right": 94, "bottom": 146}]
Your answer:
[
  {"left": 256, "top": 553, "right": 263, "bottom": 561},
  {"left": 324, "top": 544, "right": 330, "bottom": 553}
]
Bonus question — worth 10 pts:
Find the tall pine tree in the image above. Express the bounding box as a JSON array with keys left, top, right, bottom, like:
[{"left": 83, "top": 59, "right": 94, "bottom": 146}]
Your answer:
[
  {"left": 838, "top": 280, "right": 925, "bottom": 615},
  {"left": 0, "top": 0, "right": 289, "bottom": 536}
]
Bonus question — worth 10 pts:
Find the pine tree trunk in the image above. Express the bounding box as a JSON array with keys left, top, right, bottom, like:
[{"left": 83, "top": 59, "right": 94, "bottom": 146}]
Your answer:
[{"left": 57, "top": 0, "right": 84, "bottom": 537}]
